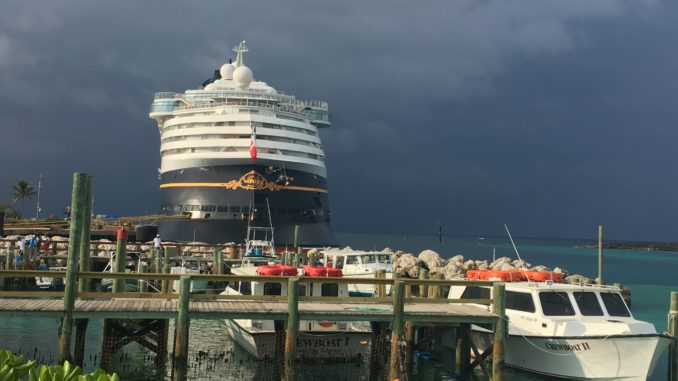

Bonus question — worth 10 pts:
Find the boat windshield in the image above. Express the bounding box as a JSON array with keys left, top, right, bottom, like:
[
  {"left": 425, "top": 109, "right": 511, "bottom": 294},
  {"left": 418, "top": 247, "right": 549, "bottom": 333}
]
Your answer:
[
  {"left": 573, "top": 292, "right": 604, "bottom": 316},
  {"left": 361, "top": 255, "right": 377, "bottom": 264},
  {"left": 377, "top": 254, "right": 391, "bottom": 264},
  {"left": 600, "top": 292, "right": 631, "bottom": 317},
  {"left": 539, "top": 292, "right": 575, "bottom": 316}
]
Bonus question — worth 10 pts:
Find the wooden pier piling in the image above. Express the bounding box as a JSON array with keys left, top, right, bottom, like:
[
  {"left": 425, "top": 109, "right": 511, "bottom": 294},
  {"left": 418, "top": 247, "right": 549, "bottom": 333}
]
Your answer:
[
  {"left": 668, "top": 291, "right": 678, "bottom": 381},
  {"left": 161, "top": 247, "right": 172, "bottom": 293},
  {"left": 212, "top": 247, "right": 222, "bottom": 275},
  {"left": 59, "top": 172, "right": 91, "bottom": 363},
  {"left": 112, "top": 227, "right": 128, "bottom": 293},
  {"left": 5, "top": 243, "right": 13, "bottom": 270},
  {"left": 389, "top": 280, "right": 405, "bottom": 380},
  {"left": 78, "top": 175, "right": 93, "bottom": 293},
  {"left": 173, "top": 276, "right": 191, "bottom": 381},
  {"left": 492, "top": 282, "right": 506, "bottom": 381},
  {"left": 284, "top": 277, "right": 299, "bottom": 381},
  {"left": 419, "top": 269, "right": 429, "bottom": 298},
  {"left": 455, "top": 323, "right": 471, "bottom": 377}
]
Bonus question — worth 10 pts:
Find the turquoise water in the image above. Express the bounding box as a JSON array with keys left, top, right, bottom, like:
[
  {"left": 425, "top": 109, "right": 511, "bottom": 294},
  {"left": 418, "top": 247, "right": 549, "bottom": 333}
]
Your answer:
[{"left": 1, "top": 232, "right": 676, "bottom": 380}]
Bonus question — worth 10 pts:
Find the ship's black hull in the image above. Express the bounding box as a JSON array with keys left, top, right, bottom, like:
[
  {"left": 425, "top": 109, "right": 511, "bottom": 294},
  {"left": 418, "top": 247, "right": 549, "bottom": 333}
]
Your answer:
[{"left": 158, "top": 165, "right": 336, "bottom": 246}]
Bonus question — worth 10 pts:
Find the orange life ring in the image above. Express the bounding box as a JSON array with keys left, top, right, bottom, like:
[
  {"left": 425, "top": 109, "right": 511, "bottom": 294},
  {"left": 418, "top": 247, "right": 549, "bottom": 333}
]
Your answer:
[
  {"left": 279, "top": 265, "right": 298, "bottom": 276},
  {"left": 303, "top": 265, "right": 328, "bottom": 277},
  {"left": 256, "top": 265, "right": 283, "bottom": 276},
  {"left": 466, "top": 269, "right": 480, "bottom": 279},
  {"left": 525, "top": 271, "right": 563, "bottom": 282},
  {"left": 470, "top": 269, "right": 527, "bottom": 282}
]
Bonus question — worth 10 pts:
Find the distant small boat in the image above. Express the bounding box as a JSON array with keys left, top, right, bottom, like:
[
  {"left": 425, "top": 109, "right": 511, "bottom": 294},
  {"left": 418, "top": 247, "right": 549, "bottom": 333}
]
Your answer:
[{"left": 35, "top": 266, "right": 67, "bottom": 291}]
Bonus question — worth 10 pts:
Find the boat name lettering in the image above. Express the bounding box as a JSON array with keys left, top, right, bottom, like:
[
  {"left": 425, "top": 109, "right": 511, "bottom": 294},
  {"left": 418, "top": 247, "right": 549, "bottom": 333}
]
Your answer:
[
  {"left": 296, "top": 337, "right": 350, "bottom": 348},
  {"left": 544, "top": 342, "right": 590, "bottom": 352}
]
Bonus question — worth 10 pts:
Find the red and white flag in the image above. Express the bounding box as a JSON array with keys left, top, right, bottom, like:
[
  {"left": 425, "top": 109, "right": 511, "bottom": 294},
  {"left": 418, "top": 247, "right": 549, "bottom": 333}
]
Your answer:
[{"left": 249, "top": 126, "right": 257, "bottom": 160}]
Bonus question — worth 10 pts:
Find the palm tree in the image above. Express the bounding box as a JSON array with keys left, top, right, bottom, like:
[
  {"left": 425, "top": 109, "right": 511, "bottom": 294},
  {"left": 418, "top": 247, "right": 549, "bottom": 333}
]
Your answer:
[{"left": 11, "top": 179, "right": 36, "bottom": 218}]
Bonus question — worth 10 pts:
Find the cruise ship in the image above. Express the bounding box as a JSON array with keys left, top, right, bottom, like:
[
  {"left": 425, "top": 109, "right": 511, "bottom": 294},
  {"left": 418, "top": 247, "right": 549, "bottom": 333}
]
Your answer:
[{"left": 149, "top": 41, "right": 336, "bottom": 246}]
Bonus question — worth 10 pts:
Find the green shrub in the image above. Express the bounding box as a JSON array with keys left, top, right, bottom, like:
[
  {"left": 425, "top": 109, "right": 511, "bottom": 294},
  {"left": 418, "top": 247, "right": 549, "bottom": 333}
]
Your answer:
[{"left": 0, "top": 351, "right": 118, "bottom": 381}]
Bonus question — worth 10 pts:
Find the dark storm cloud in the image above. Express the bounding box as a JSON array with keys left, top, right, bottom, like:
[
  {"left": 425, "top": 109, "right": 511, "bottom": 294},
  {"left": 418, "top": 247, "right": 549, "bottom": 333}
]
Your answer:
[{"left": 0, "top": 0, "right": 676, "bottom": 240}]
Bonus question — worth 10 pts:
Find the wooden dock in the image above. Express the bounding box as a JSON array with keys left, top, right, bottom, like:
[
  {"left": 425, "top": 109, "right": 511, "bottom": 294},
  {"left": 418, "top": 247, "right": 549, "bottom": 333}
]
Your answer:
[{"left": 0, "top": 296, "right": 496, "bottom": 323}]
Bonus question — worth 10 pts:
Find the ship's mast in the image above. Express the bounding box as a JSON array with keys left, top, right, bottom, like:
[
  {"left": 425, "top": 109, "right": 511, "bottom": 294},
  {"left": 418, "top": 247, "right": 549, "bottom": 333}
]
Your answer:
[
  {"left": 35, "top": 174, "right": 43, "bottom": 219},
  {"left": 233, "top": 40, "right": 248, "bottom": 68}
]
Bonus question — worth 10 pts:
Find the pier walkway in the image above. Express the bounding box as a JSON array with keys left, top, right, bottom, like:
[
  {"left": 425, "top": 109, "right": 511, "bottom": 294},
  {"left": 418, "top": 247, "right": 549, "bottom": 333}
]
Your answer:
[{"left": 0, "top": 295, "right": 496, "bottom": 322}]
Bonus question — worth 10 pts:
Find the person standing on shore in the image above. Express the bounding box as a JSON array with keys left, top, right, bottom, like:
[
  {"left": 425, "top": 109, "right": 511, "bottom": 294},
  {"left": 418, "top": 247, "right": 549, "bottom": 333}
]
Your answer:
[
  {"left": 153, "top": 234, "right": 162, "bottom": 250},
  {"left": 17, "top": 237, "right": 25, "bottom": 256}
]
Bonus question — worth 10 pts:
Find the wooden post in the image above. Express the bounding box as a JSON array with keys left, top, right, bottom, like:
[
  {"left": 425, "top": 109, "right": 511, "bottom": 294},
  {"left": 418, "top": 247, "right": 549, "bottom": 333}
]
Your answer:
[
  {"left": 419, "top": 269, "right": 429, "bottom": 298},
  {"left": 389, "top": 280, "right": 405, "bottom": 380},
  {"left": 112, "top": 227, "right": 128, "bottom": 293},
  {"left": 213, "top": 247, "right": 222, "bottom": 275},
  {"left": 668, "top": 291, "right": 678, "bottom": 381},
  {"left": 405, "top": 321, "right": 414, "bottom": 371},
  {"left": 284, "top": 277, "right": 299, "bottom": 381},
  {"left": 78, "top": 175, "right": 93, "bottom": 293},
  {"left": 6, "top": 243, "right": 13, "bottom": 270},
  {"left": 375, "top": 269, "right": 385, "bottom": 297},
  {"left": 294, "top": 250, "right": 300, "bottom": 268},
  {"left": 59, "top": 172, "right": 89, "bottom": 363},
  {"left": 492, "top": 282, "right": 506, "bottom": 381},
  {"left": 162, "top": 247, "right": 171, "bottom": 293},
  {"left": 173, "top": 276, "right": 191, "bottom": 381},
  {"left": 456, "top": 323, "right": 471, "bottom": 377},
  {"left": 597, "top": 225, "right": 604, "bottom": 285},
  {"left": 138, "top": 260, "right": 148, "bottom": 293},
  {"left": 100, "top": 318, "right": 113, "bottom": 370}
]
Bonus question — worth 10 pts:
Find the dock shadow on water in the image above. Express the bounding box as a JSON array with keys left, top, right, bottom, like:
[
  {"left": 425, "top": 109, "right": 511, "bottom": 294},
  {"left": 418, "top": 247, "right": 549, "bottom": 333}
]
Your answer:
[{"left": 0, "top": 316, "right": 591, "bottom": 381}]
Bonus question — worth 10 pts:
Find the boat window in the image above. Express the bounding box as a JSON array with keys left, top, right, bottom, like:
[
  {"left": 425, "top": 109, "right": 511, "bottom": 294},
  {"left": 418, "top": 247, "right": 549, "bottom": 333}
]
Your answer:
[
  {"left": 506, "top": 291, "right": 535, "bottom": 313},
  {"left": 263, "top": 282, "right": 282, "bottom": 296},
  {"left": 346, "top": 256, "right": 359, "bottom": 265},
  {"left": 377, "top": 255, "right": 391, "bottom": 264},
  {"left": 230, "top": 206, "right": 240, "bottom": 212},
  {"left": 460, "top": 286, "right": 491, "bottom": 300},
  {"left": 321, "top": 283, "right": 339, "bottom": 297},
  {"left": 573, "top": 292, "right": 604, "bottom": 316},
  {"left": 299, "top": 284, "right": 307, "bottom": 297},
  {"left": 361, "top": 255, "right": 376, "bottom": 264},
  {"left": 539, "top": 292, "right": 575, "bottom": 316},
  {"left": 217, "top": 206, "right": 227, "bottom": 212},
  {"left": 600, "top": 293, "right": 631, "bottom": 317},
  {"left": 334, "top": 257, "right": 344, "bottom": 269},
  {"left": 239, "top": 282, "right": 251, "bottom": 296}
]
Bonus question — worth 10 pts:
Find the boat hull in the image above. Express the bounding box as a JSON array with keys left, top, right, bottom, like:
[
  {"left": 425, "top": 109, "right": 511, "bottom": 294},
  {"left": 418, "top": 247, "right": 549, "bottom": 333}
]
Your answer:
[
  {"left": 158, "top": 165, "right": 336, "bottom": 246},
  {"left": 224, "top": 319, "right": 370, "bottom": 361},
  {"left": 472, "top": 330, "right": 671, "bottom": 380}
]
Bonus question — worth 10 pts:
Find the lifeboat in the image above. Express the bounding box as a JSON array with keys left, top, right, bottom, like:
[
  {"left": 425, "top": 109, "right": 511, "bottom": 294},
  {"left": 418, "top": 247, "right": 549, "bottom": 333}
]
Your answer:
[
  {"left": 256, "top": 265, "right": 283, "bottom": 276},
  {"left": 325, "top": 268, "right": 343, "bottom": 277},
  {"left": 525, "top": 271, "right": 563, "bottom": 282}
]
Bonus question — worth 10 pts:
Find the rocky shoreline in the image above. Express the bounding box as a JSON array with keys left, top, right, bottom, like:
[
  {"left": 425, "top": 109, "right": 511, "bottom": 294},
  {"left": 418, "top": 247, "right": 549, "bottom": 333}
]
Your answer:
[{"left": 583, "top": 242, "right": 678, "bottom": 252}]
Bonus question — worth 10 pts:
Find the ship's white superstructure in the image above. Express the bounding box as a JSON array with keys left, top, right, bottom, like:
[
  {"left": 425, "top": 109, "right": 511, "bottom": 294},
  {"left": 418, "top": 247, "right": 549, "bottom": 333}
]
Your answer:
[{"left": 150, "top": 41, "right": 330, "bottom": 177}]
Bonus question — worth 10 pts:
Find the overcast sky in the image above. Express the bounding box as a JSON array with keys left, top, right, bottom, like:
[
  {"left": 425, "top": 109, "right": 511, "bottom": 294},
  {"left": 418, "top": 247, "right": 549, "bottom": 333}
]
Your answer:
[{"left": 0, "top": 0, "right": 676, "bottom": 241}]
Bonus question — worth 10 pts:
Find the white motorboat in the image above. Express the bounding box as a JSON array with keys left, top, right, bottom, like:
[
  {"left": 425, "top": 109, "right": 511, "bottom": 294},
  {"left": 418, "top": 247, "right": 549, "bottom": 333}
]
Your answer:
[
  {"left": 221, "top": 264, "right": 371, "bottom": 360},
  {"left": 170, "top": 256, "right": 209, "bottom": 293},
  {"left": 448, "top": 275, "right": 671, "bottom": 380},
  {"left": 320, "top": 249, "right": 393, "bottom": 296}
]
